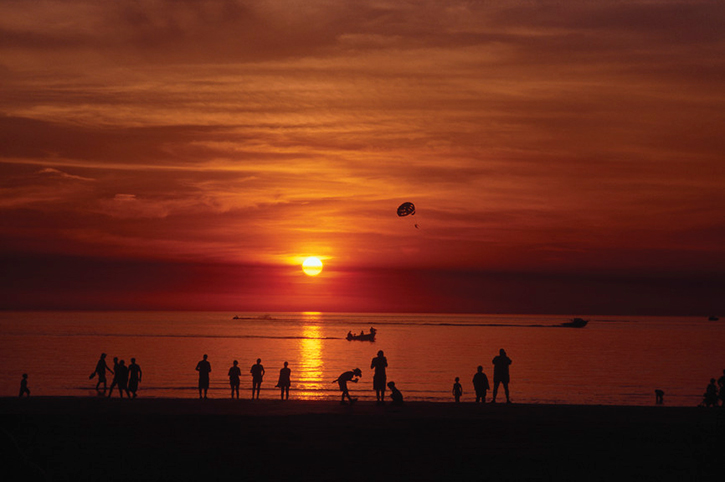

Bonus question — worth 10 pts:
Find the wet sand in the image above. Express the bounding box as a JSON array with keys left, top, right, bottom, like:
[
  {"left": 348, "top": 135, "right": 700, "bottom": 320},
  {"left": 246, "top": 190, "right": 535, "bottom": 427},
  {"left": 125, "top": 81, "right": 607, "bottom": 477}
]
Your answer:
[{"left": 1, "top": 397, "right": 723, "bottom": 481}]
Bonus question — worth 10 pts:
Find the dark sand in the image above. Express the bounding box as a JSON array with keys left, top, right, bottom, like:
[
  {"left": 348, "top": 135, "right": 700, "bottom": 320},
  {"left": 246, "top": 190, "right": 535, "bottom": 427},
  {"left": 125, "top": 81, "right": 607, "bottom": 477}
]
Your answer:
[{"left": 1, "top": 397, "right": 723, "bottom": 481}]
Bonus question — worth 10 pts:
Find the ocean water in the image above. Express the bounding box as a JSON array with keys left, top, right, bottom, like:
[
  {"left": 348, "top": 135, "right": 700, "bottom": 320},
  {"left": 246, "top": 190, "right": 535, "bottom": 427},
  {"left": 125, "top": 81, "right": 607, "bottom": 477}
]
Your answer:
[{"left": 1, "top": 312, "right": 723, "bottom": 406}]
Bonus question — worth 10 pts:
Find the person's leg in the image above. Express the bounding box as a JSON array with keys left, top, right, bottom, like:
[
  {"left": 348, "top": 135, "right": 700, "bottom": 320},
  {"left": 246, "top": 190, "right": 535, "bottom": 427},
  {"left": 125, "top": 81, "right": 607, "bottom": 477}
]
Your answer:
[
  {"left": 503, "top": 382, "right": 510, "bottom": 402},
  {"left": 492, "top": 381, "right": 499, "bottom": 402}
]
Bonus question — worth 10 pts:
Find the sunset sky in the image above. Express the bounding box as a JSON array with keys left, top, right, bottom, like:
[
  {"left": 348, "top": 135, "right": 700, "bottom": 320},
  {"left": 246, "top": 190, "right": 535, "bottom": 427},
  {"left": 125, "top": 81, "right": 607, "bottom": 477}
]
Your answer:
[{"left": 1, "top": 0, "right": 724, "bottom": 314}]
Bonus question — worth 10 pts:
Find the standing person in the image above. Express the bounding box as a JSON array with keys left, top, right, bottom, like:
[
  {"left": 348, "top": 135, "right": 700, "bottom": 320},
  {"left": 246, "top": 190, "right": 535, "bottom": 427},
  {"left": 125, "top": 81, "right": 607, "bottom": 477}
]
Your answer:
[
  {"left": 452, "top": 377, "right": 463, "bottom": 402},
  {"left": 492, "top": 348, "right": 512, "bottom": 404},
  {"left": 228, "top": 360, "right": 241, "bottom": 399},
  {"left": 276, "top": 361, "right": 291, "bottom": 400},
  {"left": 127, "top": 358, "right": 142, "bottom": 399},
  {"left": 333, "top": 368, "right": 362, "bottom": 405},
  {"left": 370, "top": 350, "right": 388, "bottom": 404},
  {"left": 196, "top": 354, "right": 212, "bottom": 399},
  {"left": 90, "top": 353, "right": 113, "bottom": 394},
  {"left": 472, "top": 366, "right": 490, "bottom": 403},
  {"left": 250, "top": 358, "right": 265, "bottom": 399},
  {"left": 107, "top": 357, "right": 121, "bottom": 397},
  {"left": 19, "top": 374, "right": 30, "bottom": 398}
]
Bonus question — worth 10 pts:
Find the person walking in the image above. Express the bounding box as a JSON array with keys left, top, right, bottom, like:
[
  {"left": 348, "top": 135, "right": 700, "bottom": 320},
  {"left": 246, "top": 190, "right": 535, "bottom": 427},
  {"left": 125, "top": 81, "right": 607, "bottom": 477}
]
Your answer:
[
  {"left": 127, "top": 358, "right": 142, "bottom": 398},
  {"left": 90, "top": 353, "right": 113, "bottom": 394}
]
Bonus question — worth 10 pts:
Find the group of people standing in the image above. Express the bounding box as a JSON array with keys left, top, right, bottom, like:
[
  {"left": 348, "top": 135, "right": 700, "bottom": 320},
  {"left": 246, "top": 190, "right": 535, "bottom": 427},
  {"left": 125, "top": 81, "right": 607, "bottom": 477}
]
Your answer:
[
  {"left": 702, "top": 369, "right": 725, "bottom": 407},
  {"left": 196, "top": 355, "right": 291, "bottom": 400},
  {"left": 454, "top": 349, "right": 512, "bottom": 403},
  {"left": 90, "top": 353, "right": 142, "bottom": 398},
  {"left": 84, "top": 348, "right": 511, "bottom": 404}
]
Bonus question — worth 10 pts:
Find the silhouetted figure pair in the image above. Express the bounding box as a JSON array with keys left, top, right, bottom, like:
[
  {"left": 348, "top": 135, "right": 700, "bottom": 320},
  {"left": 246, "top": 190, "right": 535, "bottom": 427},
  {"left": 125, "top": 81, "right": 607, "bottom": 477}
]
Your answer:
[
  {"left": 90, "top": 353, "right": 113, "bottom": 393},
  {"left": 251, "top": 358, "right": 265, "bottom": 399},
  {"left": 196, "top": 354, "right": 211, "bottom": 399},
  {"left": 334, "top": 368, "right": 361, "bottom": 404},
  {"left": 276, "top": 361, "right": 291, "bottom": 400},
  {"left": 109, "top": 359, "right": 129, "bottom": 398},
  {"left": 655, "top": 389, "right": 664, "bottom": 405},
  {"left": 228, "top": 360, "right": 241, "bottom": 399},
  {"left": 703, "top": 379, "right": 719, "bottom": 407},
  {"left": 492, "top": 349, "right": 512, "bottom": 403},
  {"left": 371, "top": 350, "right": 388, "bottom": 404},
  {"left": 387, "top": 381, "right": 403, "bottom": 406},
  {"left": 452, "top": 377, "right": 462, "bottom": 402},
  {"left": 19, "top": 374, "right": 30, "bottom": 398},
  {"left": 473, "top": 366, "right": 490, "bottom": 403}
]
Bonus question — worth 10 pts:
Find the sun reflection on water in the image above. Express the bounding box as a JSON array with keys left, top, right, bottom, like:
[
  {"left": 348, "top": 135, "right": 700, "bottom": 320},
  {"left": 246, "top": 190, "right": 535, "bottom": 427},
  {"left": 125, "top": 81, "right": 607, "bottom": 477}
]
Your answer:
[{"left": 296, "top": 313, "right": 326, "bottom": 400}]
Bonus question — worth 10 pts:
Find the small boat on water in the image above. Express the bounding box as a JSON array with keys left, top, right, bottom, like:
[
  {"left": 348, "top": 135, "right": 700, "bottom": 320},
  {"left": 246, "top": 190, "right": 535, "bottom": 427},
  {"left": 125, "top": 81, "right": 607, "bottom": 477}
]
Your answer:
[
  {"left": 346, "top": 328, "right": 377, "bottom": 341},
  {"left": 561, "top": 318, "right": 589, "bottom": 328},
  {"left": 708, "top": 315, "right": 719, "bottom": 321},
  {"left": 346, "top": 332, "right": 376, "bottom": 341}
]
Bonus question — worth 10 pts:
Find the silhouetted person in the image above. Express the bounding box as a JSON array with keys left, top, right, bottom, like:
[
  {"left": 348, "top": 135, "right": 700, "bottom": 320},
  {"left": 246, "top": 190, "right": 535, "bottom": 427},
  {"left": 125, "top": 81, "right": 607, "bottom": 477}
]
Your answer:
[
  {"left": 718, "top": 369, "right": 725, "bottom": 406},
  {"left": 453, "top": 377, "right": 463, "bottom": 402},
  {"left": 655, "top": 389, "right": 664, "bottom": 405},
  {"left": 334, "top": 368, "right": 361, "bottom": 404},
  {"left": 276, "top": 361, "right": 291, "bottom": 400},
  {"left": 387, "top": 381, "right": 403, "bottom": 406},
  {"left": 371, "top": 350, "right": 388, "bottom": 404},
  {"left": 110, "top": 360, "right": 129, "bottom": 398},
  {"left": 196, "top": 354, "right": 211, "bottom": 399},
  {"left": 250, "top": 358, "right": 265, "bottom": 399},
  {"left": 703, "top": 378, "right": 718, "bottom": 407},
  {"left": 492, "top": 348, "right": 512, "bottom": 403},
  {"left": 227, "top": 360, "right": 241, "bottom": 399},
  {"left": 128, "top": 358, "right": 142, "bottom": 398},
  {"left": 91, "top": 353, "right": 113, "bottom": 393},
  {"left": 107, "top": 357, "right": 121, "bottom": 397},
  {"left": 473, "top": 366, "right": 490, "bottom": 403},
  {"left": 19, "top": 374, "right": 30, "bottom": 398},
  {"left": 370, "top": 327, "right": 377, "bottom": 337}
]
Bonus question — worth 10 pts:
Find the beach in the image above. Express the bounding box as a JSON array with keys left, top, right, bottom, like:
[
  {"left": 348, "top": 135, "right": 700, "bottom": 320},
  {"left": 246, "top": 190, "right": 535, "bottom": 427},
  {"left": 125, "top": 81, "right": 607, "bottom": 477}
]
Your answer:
[{"left": 2, "top": 397, "right": 723, "bottom": 481}]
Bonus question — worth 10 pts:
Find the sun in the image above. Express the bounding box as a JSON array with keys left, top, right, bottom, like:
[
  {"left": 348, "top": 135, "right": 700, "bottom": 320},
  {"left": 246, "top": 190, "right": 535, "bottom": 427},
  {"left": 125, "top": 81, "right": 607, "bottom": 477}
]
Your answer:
[{"left": 302, "top": 257, "right": 323, "bottom": 276}]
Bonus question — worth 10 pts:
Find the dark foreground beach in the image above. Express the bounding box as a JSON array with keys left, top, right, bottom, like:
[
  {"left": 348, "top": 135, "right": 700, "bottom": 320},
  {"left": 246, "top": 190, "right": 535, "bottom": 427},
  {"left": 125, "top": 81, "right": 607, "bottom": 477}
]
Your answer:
[{"left": 1, "top": 397, "right": 723, "bottom": 481}]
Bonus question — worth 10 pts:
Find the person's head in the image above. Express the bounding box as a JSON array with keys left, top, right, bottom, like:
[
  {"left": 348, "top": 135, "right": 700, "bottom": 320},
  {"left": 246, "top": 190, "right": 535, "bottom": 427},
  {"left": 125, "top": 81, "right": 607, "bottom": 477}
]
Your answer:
[
  {"left": 353, "top": 368, "right": 362, "bottom": 377},
  {"left": 131, "top": 358, "right": 136, "bottom": 364},
  {"left": 377, "top": 350, "right": 384, "bottom": 357},
  {"left": 387, "top": 381, "right": 395, "bottom": 389},
  {"left": 455, "top": 377, "right": 460, "bottom": 382},
  {"left": 119, "top": 360, "right": 125, "bottom": 366},
  {"left": 477, "top": 365, "right": 483, "bottom": 373},
  {"left": 22, "top": 373, "right": 28, "bottom": 379},
  {"left": 499, "top": 349, "right": 506, "bottom": 356},
  {"left": 711, "top": 378, "right": 717, "bottom": 384},
  {"left": 101, "top": 353, "right": 106, "bottom": 359},
  {"left": 233, "top": 360, "right": 238, "bottom": 366},
  {"left": 284, "top": 361, "right": 288, "bottom": 367},
  {"left": 113, "top": 357, "right": 118, "bottom": 362},
  {"left": 257, "top": 358, "right": 261, "bottom": 364},
  {"left": 203, "top": 354, "right": 208, "bottom": 360}
]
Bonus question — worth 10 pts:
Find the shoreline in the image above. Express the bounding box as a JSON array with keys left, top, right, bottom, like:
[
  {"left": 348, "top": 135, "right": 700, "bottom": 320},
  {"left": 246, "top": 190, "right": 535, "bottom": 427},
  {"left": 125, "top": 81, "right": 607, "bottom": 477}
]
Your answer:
[{"left": 2, "top": 397, "right": 724, "bottom": 481}]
